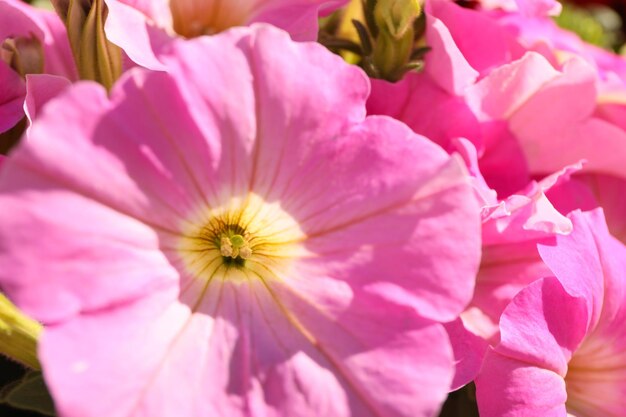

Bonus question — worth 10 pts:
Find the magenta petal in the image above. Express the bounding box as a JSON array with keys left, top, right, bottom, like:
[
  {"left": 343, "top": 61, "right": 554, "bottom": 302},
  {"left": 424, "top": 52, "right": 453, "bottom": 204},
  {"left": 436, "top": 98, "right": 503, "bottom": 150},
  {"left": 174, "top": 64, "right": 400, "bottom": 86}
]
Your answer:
[
  {"left": 0, "top": 61, "right": 25, "bottom": 133},
  {"left": 476, "top": 351, "right": 567, "bottom": 417},
  {"left": 428, "top": 0, "right": 525, "bottom": 74},
  {"left": 475, "top": 277, "right": 587, "bottom": 417},
  {"left": 538, "top": 211, "right": 607, "bottom": 330},
  {"left": 495, "top": 277, "right": 588, "bottom": 375},
  {"left": 424, "top": 9, "right": 478, "bottom": 96},
  {"left": 368, "top": 73, "right": 481, "bottom": 151},
  {"left": 0, "top": 0, "right": 76, "bottom": 78},
  {"left": 444, "top": 318, "right": 489, "bottom": 390}
]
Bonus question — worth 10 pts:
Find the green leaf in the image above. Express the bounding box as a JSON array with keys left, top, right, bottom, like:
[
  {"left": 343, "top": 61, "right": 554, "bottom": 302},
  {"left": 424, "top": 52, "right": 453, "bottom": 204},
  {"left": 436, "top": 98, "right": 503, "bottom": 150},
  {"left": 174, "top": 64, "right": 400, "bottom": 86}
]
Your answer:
[{"left": 1, "top": 371, "right": 56, "bottom": 416}]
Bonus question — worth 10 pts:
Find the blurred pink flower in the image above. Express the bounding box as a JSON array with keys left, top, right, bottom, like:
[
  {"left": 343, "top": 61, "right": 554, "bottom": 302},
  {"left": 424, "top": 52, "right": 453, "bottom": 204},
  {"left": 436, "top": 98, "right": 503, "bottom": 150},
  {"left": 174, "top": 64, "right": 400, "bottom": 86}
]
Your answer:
[
  {"left": 476, "top": 209, "right": 626, "bottom": 416},
  {"left": 479, "top": 0, "right": 562, "bottom": 17},
  {"left": 0, "top": 0, "right": 76, "bottom": 133},
  {"left": 0, "top": 25, "right": 482, "bottom": 417},
  {"left": 104, "top": 0, "right": 347, "bottom": 69}
]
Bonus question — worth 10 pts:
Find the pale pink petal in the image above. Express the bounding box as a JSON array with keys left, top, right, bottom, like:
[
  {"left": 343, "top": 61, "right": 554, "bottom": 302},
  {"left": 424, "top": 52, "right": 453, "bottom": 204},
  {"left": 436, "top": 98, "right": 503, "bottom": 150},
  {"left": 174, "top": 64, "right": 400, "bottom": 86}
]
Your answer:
[
  {"left": 11, "top": 80, "right": 207, "bottom": 230},
  {"left": 114, "top": 0, "right": 172, "bottom": 26},
  {"left": 293, "top": 150, "right": 481, "bottom": 322},
  {"left": 250, "top": 0, "right": 349, "bottom": 41},
  {"left": 0, "top": 163, "right": 180, "bottom": 323},
  {"left": 45, "top": 276, "right": 453, "bottom": 417},
  {"left": 40, "top": 286, "right": 189, "bottom": 417},
  {"left": 265, "top": 278, "right": 455, "bottom": 417},
  {"left": 24, "top": 74, "right": 71, "bottom": 124},
  {"left": 104, "top": 0, "right": 170, "bottom": 71},
  {"left": 513, "top": 0, "right": 561, "bottom": 17},
  {"left": 105, "top": 0, "right": 347, "bottom": 68},
  {"left": 465, "top": 52, "right": 561, "bottom": 121}
]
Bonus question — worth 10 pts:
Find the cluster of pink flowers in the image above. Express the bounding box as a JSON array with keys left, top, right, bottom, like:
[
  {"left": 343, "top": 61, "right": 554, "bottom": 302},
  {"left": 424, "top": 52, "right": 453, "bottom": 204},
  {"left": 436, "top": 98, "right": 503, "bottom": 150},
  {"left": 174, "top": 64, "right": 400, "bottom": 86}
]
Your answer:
[{"left": 0, "top": 0, "right": 625, "bottom": 416}]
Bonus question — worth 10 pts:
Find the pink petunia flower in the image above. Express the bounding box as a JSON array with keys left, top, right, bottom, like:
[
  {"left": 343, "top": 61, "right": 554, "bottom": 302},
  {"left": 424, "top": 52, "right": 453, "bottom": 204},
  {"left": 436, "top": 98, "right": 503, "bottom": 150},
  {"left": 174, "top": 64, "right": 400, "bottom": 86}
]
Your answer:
[
  {"left": 475, "top": 209, "right": 626, "bottom": 416},
  {"left": 104, "top": 0, "right": 348, "bottom": 69},
  {"left": 368, "top": 0, "right": 626, "bottom": 244},
  {"left": 0, "top": 25, "right": 481, "bottom": 417},
  {"left": 445, "top": 149, "right": 577, "bottom": 389},
  {"left": 0, "top": 0, "right": 76, "bottom": 133}
]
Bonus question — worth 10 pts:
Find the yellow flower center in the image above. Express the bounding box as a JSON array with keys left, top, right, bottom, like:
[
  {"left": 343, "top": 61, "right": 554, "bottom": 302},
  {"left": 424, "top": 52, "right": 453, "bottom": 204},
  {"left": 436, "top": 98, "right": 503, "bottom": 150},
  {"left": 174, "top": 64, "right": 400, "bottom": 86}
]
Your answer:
[
  {"left": 178, "top": 193, "right": 306, "bottom": 284},
  {"left": 170, "top": 0, "right": 253, "bottom": 38}
]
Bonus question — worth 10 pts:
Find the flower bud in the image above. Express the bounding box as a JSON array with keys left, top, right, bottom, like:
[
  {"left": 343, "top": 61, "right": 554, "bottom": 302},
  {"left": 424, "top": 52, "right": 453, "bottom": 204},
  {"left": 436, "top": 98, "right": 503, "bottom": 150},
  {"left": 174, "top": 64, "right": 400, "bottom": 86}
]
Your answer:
[
  {"left": 1, "top": 36, "right": 44, "bottom": 77},
  {"left": 374, "top": 0, "right": 421, "bottom": 40},
  {"left": 51, "top": 0, "right": 122, "bottom": 90}
]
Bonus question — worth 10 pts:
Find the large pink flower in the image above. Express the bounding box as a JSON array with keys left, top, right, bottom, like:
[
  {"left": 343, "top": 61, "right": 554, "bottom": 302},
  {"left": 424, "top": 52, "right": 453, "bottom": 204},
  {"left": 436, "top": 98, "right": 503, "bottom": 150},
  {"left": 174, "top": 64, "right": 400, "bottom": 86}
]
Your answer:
[
  {"left": 104, "top": 0, "right": 348, "bottom": 69},
  {"left": 0, "top": 25, "right": 481, "bottom": 417},
  {"left": 0, "top": 0, "right": 76, "bottom": 133},
  {"left": 475, "top": 209, "right": 626, "bottom": 416}
]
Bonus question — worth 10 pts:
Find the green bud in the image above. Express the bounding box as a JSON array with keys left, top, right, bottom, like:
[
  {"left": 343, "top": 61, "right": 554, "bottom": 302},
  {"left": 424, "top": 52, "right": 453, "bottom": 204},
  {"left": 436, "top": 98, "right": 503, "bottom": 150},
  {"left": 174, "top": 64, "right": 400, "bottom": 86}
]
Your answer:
[
  {"left": 370, "top": 0, "right": 422, "bottom": 81},
  {"left": 51, "top": 0, "right": 122, "bottom": 90},
  {"left": 374, "top": 0, "right": 421, "bottom": 40},
  {"left": 0, "top": 294, "right": 42, "bottom": 370}
]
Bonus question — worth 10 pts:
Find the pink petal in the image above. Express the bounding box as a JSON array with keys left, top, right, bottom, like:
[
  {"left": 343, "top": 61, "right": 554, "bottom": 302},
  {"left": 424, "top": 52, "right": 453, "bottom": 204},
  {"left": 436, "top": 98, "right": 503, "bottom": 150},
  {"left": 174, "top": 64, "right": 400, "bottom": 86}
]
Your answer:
[
  {"left": 495, "top": 277, "right": 588, "bottom": 375},
  {"left": 428, "top": 0, "right": 526, "bottom": 75},
  {"left": 538, "top": 211, "right": 608, "bottom": 330},
  {"left": 444, "top": 318, "right": 489, "bottom": 390},
  {"left": 0, "top": 0, "right": 76, "bottom": 78},
  {"left": 476, "top": 351, "right": 568, "bottom": 417},
  {"left": 465, "top": 52, "right": 561, "bottom": 121},
  {"left": 24, "top": 74, "right": 71, "bottom": 124},
  {"left": 368, "top": 74, "right": 482, "bottom": 151},
  {"left": 423, "top": 6, "right": 479, "bottom": 96},
  {"left": 104, "top": 0, "right": 170, "bottom": 70},
  {"left": 250, "top": 0, "right": 349, "bottom": 41},
  {"left": 0, "top": 61, "right": 25, "bottom": 133}
]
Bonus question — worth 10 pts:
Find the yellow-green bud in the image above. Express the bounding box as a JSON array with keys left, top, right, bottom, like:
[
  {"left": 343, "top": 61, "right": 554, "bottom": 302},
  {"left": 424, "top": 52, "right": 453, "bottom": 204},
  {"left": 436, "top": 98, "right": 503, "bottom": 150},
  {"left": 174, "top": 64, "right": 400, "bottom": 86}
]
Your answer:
[
  {"left": 0, "top": 294, "right": 42, "bottom": 370},
  {"left": 51, "top": 0, "right": 122, "bottom": 90},
  {"left": 374, "top": 0, "right": 421, "bottom": 40}
]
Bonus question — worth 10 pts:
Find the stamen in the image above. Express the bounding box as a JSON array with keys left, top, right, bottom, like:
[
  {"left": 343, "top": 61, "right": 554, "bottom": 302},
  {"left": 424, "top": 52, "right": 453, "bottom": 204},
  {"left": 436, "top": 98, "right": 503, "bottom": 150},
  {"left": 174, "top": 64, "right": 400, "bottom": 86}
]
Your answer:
[{"left": 219, "top": 233, "right": 253, "bottom": 260}]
